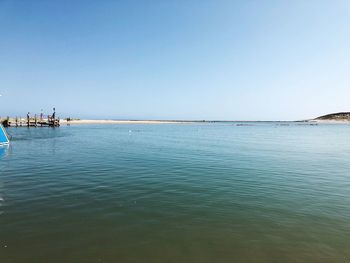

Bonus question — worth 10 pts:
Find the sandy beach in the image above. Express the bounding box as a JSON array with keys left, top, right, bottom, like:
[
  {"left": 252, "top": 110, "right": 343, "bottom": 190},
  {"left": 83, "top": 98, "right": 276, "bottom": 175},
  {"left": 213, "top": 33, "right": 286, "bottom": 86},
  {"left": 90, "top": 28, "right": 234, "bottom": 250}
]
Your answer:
[
  {"left": 59, "top": 119, "right": 195, "bottom": 125},
  {"left": 59, "top": 119, "right": 350, "bottom": 125}
]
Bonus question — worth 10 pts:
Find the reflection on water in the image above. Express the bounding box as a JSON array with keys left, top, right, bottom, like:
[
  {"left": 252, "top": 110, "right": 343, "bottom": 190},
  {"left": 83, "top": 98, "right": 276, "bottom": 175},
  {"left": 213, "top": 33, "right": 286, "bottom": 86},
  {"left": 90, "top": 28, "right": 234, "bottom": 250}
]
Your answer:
[
  {"left": 0, "top": 144, "right": 9, "bottom": 159},
  {"left": 1, "top": 123, "right": 350, "bottom": 262}
]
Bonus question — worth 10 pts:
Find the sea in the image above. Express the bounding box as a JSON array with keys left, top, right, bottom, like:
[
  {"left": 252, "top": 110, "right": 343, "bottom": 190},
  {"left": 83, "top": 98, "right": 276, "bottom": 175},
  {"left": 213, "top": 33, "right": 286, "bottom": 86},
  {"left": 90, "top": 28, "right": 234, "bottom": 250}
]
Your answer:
[{"left": 1, "top": 122, "right": 350, "bottom": 262}]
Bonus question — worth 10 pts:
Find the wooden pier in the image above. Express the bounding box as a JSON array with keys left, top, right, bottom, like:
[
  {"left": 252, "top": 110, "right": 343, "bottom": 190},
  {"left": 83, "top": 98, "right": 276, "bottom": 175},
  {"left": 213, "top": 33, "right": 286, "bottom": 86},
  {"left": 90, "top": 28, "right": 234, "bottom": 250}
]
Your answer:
[
  {"left": 1, "top": 116, "right": 60, "bottom": 127},
  {"left": 1, "top": 108, "right": 61, "bottom": 128}
]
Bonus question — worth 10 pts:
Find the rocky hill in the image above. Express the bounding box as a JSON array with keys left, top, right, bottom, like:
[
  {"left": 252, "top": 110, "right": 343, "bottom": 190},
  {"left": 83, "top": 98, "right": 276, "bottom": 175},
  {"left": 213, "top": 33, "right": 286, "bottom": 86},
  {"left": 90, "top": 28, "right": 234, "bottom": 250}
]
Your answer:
[{"left": 315, "top": 112, "right": 350, "bottom": 120}]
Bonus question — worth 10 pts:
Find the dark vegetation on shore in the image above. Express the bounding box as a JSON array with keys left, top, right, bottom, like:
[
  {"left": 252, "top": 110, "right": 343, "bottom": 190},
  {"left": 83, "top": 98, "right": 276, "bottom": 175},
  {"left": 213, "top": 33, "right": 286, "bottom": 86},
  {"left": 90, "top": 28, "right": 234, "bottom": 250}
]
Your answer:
[{"left": 315, "top": 112, "right": 350, "bottom": 121}]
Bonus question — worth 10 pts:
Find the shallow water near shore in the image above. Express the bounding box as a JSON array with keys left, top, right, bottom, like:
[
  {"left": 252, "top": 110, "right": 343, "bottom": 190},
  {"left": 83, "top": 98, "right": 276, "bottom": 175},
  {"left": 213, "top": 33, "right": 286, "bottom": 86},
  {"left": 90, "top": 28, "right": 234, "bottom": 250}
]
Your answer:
[{"left": 1, "top": 123, "right": 350, "bottom": 262}]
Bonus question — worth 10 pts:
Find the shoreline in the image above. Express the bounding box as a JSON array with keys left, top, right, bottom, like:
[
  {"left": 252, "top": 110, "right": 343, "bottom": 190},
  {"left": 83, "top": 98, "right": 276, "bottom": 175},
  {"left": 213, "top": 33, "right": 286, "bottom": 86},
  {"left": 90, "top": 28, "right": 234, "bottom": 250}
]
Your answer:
[
  {"left": 60, "top": 119, "right": 196, "bottom": 125},
  {"left": 59, "top": 119, "right": 350, "bottom": 125}
]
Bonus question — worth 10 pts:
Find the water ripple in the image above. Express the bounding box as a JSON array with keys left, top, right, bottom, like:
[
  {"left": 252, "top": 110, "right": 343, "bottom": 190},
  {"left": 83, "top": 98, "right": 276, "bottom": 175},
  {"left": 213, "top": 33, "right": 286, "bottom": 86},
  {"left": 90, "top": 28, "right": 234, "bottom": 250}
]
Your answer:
[{"left": 1, "top": 123, "right": 350, "bottom": 262}]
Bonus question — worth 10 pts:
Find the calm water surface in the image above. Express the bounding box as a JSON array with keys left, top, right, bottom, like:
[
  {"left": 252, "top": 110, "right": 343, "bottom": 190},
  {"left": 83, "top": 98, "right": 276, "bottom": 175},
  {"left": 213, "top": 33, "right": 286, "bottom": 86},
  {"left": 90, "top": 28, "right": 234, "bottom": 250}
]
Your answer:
[{"left": 1, "top": 123, "right": 350, "bottom": 262}]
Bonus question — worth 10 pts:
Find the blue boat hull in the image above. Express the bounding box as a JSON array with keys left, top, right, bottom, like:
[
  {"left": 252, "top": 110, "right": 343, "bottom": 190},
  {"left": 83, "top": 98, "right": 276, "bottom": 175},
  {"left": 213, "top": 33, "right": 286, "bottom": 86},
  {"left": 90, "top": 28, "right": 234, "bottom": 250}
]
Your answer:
[{"left": 0, "top": 124, "right": 9, "bottom": 145}]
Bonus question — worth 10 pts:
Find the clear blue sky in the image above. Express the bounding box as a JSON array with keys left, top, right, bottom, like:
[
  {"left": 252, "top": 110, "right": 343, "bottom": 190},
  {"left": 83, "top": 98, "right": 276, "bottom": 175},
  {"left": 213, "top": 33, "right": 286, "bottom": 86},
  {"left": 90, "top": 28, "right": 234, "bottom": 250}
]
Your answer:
[{"left": 0, "top": 0, "right": 349, "bottom": 120}]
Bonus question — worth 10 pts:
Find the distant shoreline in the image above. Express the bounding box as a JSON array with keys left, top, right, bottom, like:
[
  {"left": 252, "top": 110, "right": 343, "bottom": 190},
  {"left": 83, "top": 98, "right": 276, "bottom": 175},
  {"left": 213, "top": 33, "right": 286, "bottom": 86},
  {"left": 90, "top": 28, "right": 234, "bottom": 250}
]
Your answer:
[
  {"left": 60, "top": 119, "right": 196, "bottom": 124},
  {"left": 59, "top": 119, "right": 350, "bottom": 125}
]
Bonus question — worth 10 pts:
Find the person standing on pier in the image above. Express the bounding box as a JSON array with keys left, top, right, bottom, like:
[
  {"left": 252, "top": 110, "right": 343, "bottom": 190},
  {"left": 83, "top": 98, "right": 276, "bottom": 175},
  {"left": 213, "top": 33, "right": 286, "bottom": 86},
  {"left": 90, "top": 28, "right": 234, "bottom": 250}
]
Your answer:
[
  {"left": 40, "top": 109, "right": 43, "bottom": 126},
  {"left": 27, "top": 112, "right": 30, "bottom": 127}
]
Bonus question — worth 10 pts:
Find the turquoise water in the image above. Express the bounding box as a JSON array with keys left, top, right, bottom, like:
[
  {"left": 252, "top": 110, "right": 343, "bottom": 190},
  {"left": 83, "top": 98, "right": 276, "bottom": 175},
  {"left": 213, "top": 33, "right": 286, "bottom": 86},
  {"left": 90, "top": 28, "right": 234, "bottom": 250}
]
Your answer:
[{"left": 1, "top": 123, "right": 350, "bottom": 262}]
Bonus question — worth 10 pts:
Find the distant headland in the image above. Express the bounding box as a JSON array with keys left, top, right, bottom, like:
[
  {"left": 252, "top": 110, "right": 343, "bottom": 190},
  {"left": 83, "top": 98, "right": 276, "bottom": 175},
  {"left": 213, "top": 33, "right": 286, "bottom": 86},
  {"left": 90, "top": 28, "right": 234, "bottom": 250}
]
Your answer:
[{"left": 314, "top": 112, "right": 350, "bottom": 121}]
